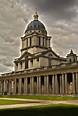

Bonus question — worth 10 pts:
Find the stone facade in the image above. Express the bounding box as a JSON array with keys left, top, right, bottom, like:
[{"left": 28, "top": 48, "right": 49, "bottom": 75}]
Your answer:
[{"left": 0, "top": 11, "right": 78, "bottom": 96}]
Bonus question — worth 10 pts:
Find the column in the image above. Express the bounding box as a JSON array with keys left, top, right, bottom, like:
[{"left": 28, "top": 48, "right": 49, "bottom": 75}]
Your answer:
[
  {"left": 14, "top": 79, "right": 16, "bottom": 94},
  {"left": 24, "top": 77, "right": 28, "bottom": 94},
  {"left": 1, "top": 81, "right": 2, "bottom": 94},
  {"left": 37, "top": 77, "right": 39, "bottom": 94},
  {"left": 31, "top": 77, "right": 34, "bottom": 94},
  {"left": 72, "top": 73, "right": 76, "bottom": 94},
  {"left": 24, "top": 78, "right": 26, "bottom": 94},
  {"left": 39, "top": 76, "right": 41, "bottom": 94},
  {"left": 28, "top": 38, "right": 30, "bottom": 47},
  {"left": 0, "top": 81, "right": 2, "bottom": 94},
  {"left": 52, "top": 75, "right": 55, "bottom": 94},
  {"left": 76, "top": 72, "right": 78, "bottom": 94},
  {"left": 41, "top": 38, "right": 43, "bottom": 46},
  {"left": 19, "top": 78, "right": 22, "bottom": 94},
  {"left": 8, "top": 80, "right": 11, "bottom": 94},
  {"left": 44, "top": 76, "right": 47, "bottom": 94},
  {"left": 26, "top": 78, "right": 28, "bottom": 94},
  {"left": 11, "top": 80, "right": 14, "bottom": 93},
  {"left": 4, "top": 80, "right": 6, "bottom": 93},
  {"left": 55, "top": 74, "right": 58, "bottom": 94},
  {"left": 46, "top": 75, "right": 49, "bottom": 94},
  {"left": 62, "top": 74, "right": 65, "bottom": 94},
  {"left": 30, "top": 77, "right": 32, "bottom": 94},
  {"left": 65, "top": 73, "right": 68, "bottom": 94}
]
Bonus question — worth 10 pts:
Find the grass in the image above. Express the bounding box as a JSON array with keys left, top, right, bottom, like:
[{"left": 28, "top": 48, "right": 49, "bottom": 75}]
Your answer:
[
  {"left": 0, "top": 99, "right": 39, "bottom": 105},
  {"left": 0, "top": 95, "right": 78, "bottom": 100},
  {"left": 0, "top": 104, "right": 78, "bottom": 116}
]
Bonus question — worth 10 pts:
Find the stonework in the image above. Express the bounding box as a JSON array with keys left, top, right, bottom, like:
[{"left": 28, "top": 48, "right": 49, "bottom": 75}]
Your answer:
[{"left": 0, "top": 12, "right": 78, "bottom": 96}]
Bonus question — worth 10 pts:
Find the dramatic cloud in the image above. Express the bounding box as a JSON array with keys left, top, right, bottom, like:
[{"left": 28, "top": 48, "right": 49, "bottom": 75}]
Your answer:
[
  {"left": 26, "top": 0, "right": 78, "bottom": 20},
  {"left": 0, "top": 0, "right": 31, "bottom": 73}
]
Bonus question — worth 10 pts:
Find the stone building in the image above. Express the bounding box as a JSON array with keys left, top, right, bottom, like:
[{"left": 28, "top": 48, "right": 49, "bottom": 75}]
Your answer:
[{"left": 0, "top": 11, "right": 78, "bottom": 95}]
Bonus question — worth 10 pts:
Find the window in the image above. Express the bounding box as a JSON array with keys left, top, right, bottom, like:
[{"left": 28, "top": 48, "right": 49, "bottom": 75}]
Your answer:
[
  {"left": 25, "top": 56, "right": 28, "bottom": 69},
  {"left": 20, "top": 62, "right": 22, "bottom": 69},
  {"left": 30, "top": 37, "right": 32, "bottom": 46},
  {"left": 16, "top": 63, "right": 18, "bottom": 69},
  {"left": 31, "top": 59, "right": 33, "bottom": 66},
  {"left": 73, "top": 59, "right": 75, "bottom": 62},
  {"left": 69, "top": 59, "right": 71, "bottom": 63},
  {"left": 37, "top": 58, "right": 39, "bottom": 61},
  {"left": 26, "top": 39, "right": 28, "bottom": 47},
  {"left": 39, "top": 37, "right": 40, "bottom": 46}
]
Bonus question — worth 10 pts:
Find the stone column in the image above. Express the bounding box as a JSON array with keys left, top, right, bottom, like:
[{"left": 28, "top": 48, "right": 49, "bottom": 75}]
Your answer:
[
  {"left": 72, "top": 73, "right": 76, "bottom": 94},
  {"left": 24, "top": 78, "right": 26, "bottom": 94},
  {"left": 31, "top": 77, "right": 34, "bottom": 94},
  {"left": 0, "top": 81, "right": 2, "bottom": 94},
  {"left": 8, "top": 80, "right": 11, "bottom": 94},
  {"left": 30, "top": 77, "right": 32, "bottom": 94},
  {"left": 0, "top": 81, "right": 3, "bottom": 94},
  {"left": 19, "top": 78, "right": 22, "bottom": 94},
  {"left": 65, "top": 73, "right": 68, "bottom": 94},
  {"left": 28, "top": 38, "right": 30, "bottom": 47},
  {"left": 46, "top": 75, "right": 49, "bottom": 94},
  {"left": 37, "top": 77, "right": 39, "bottom": 94},
  {"left": 39, "top": 76, "right": 41, "bottom": 94},
  {"left": 62, "top": 74, "right": 65, "bottom": 94},
  {"left": 55, "top": 74, "right": 58, "bottom": 94},
  {"left": 76, "top": 72, "right": 78, "bottom": 94},
  {"left": 44, "top": 76, "right": 47, "bottom": 94},
  {"left": 4, "top": 80, "right": 7, "bottom": 93},
  {"left": 14, "top": 79, "right": 16, "bottom": 94},
  {"left": 12, "top": 80, "right": 14, "bottom": 93},
  {"left": 52, "top": 75, "right": 55, "bottom": 94},
  {"left": 4, "top": 80, "right": 6, "bottom": 93}
]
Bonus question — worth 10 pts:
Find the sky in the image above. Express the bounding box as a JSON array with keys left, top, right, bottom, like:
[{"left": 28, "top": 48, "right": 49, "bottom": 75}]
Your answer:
[{"left": 0, "top": 0, "right": 78, "bottom": 74}]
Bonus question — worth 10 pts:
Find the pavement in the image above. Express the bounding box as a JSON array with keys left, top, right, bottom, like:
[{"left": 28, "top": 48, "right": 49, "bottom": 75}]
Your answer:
[{"left": 0, "top": 98, "right": 78, "bottom": 109}]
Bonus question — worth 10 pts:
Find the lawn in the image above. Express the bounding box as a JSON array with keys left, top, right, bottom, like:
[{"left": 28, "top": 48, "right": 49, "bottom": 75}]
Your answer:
[
  {"left": 0, "top": 99, "right": 38, "bottom": 105},
  {"left": 0, "top": 104, "right": 78, "bottom": 116},
  {"left": 0, "top": 95, "right": 78, "bottom": 100}
]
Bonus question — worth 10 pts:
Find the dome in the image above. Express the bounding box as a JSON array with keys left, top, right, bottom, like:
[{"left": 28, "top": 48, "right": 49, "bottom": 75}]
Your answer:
[
  {"left": 26, "top": 20, "right": 45, "bottom": 31},
  {"left": 25, "top": 10, "right": 46, "bottom": 32}
]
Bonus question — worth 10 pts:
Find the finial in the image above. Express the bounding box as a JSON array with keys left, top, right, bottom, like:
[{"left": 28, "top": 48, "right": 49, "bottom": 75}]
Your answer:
[
  {"left": 33, "top": 9, "right": 39, "bottom": 20},
  {"left": 70, "top": 49, "right": 73, "bottom": 54}
]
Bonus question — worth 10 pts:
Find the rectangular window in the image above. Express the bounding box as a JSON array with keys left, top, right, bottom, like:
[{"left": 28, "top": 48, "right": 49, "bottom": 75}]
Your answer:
[
  {"left": 26, "top": 39, "right": 28, "bottom": 47},
  {"left": 30, "top": 37, "right": 32, "bottom": 46},
  {"left": 39, "top": 37, "right": 40, "bottom": 46},
  {"left": 20, "top": 62, "right": 22, "bottom": 69},
  {"left": 16, "top": 63, "right": 18, "bottom": 69}
]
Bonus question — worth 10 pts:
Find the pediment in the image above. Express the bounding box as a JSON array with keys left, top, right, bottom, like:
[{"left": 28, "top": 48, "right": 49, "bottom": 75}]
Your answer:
[{"left": 18, "top": 51, "right": 33, "bottom": 61}]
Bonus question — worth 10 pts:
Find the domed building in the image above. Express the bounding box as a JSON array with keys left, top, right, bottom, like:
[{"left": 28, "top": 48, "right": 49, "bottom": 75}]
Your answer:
[{"left": 0, "top": 11, "right": 78, "bottom": 96}]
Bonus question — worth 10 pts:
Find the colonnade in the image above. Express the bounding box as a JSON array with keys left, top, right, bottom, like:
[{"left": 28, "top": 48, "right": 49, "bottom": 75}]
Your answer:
[{"left": 0, "top": 72, "right": 78, "bottom": 95}]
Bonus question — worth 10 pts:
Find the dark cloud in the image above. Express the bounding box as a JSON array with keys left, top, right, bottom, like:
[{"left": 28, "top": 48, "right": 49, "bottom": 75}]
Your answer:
[{"left": 26, "top": 0, "right": 78, "bottom": 21}]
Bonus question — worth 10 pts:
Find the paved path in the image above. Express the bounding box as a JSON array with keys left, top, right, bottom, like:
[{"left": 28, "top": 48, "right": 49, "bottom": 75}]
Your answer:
[{"left": 0, "top": 98, "right": 78, "bottom": 109}]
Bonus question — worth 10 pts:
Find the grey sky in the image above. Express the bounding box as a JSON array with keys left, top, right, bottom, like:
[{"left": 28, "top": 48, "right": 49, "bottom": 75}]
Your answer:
[{"left": 0, "top": 0, "right": 78, "bottom": 73}]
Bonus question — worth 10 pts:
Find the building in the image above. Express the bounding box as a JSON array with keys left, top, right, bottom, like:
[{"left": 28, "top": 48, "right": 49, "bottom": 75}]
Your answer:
[{"left": 0, "top": 11, "right": 78, "bottom": 96}]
